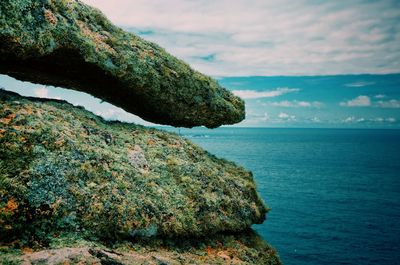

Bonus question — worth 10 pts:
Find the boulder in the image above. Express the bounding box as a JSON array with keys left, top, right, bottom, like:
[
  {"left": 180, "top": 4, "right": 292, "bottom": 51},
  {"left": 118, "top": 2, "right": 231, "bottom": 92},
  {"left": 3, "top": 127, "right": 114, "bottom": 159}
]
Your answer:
[
  {"left": 0, "top": 0, "right": 245, "bottom": 128},
  {"left": 0, "top": 89, "right": 266, "bottom": 245}
]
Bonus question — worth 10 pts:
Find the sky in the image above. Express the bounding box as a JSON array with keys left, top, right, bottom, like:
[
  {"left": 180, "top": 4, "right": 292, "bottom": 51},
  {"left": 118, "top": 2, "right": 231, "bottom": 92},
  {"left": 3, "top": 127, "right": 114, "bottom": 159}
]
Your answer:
[
  {"left": 1, "top": 0, "right": 399, "bottom": 128},
  {"left": 82, "top": 0, "right": 400, "bottom": 76}
]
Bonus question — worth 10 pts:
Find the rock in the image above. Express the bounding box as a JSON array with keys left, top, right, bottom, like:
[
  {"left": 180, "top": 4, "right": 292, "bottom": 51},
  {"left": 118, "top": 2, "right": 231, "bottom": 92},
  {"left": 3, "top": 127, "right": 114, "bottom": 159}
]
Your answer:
[
  {"left": 0, "top": 0, "right": 245, "bottom": 128},
  {"left": 0, "top": 230, "right": 282, "bottom": 265},
  {"left": 128, "top": 145, "right": 149, "bottom": 173},
  {"left": 0, "top": 89, "right": 266, "bottom": 245}
]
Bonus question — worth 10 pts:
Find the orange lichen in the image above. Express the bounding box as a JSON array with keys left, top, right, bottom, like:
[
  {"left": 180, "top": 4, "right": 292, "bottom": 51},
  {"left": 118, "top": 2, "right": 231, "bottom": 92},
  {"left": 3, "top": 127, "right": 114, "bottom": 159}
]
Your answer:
[
  {"left": 44, "top": 9, "right": 57, "bottom": 25},
  {"left": 76, "top": 20, "right": 116, "bottom": 55},
  {"left": 217, "top": 250, "right": 231, "bottom": 261},
  {"left": 22, "top": 247, "right": 33, "bottom": 254},
  {"left": 24, "top": 106, "right": 33, "bottom": 115},
  {"left": 206, "top": 246, "right": 213, "bottom": 256},
  {"left": 139, "top": 49, "right": 155, "bottom": 60},
  {"left": 0, "top": 129, "right": 6, "bottom": 138},
  {"left": 0, "top": 113, "right": 16, "bottom": 125},
  {"left": 1, "top": 198, "right": 18, "bottom": 213},
  {"left": 54, "top": 137, "right": 65, "bottom": 147}
]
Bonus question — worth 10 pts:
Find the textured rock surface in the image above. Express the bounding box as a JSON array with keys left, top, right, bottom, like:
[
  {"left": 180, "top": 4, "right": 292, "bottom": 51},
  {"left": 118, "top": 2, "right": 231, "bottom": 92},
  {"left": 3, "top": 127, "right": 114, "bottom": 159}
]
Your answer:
[
  {"left": 0, "top": 0, "right": 245, "bottom": 128},
  {"left": 0, "top": 230, "right": 282, "bottom": 265},
  {"left": 0, "top": 89, "right": 266, "bottom": 245}
]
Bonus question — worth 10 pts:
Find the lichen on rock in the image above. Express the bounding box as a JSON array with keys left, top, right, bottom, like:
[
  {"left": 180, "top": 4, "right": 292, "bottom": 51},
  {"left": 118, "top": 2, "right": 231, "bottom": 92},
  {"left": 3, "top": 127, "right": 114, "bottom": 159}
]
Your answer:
[
  {"left": 0, "top": 0, "right": 245, "bottom": 128},
  {"left": 0, "top": 89, "right": 267, "bottom": 246},
  {"left": 0, "top": 1, "right": 281, "bottom": 263},
  {"left": 0, "top": 229, "right": 282, "bottom": 265}
]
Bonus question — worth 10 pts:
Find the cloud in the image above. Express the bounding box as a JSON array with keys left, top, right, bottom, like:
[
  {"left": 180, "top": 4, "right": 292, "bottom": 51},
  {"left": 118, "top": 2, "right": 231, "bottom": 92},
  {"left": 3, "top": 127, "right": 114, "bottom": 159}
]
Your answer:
[
  {"left": 343, "top": 116, "right": 367, "bottom": 123},
  {"left": 343, "top": 116, "right": 356, "bottom": 123},
  {"left": 343, "top": 116, "right": 396, "bottom": 124},
  {"left": 34, "top": 87, "right": 48, "bottom": 98},
  {"left": 32, "top": 86, "right": 63, "bottom": 100},
  {"left": 310, "top": 117, "right": 321, "bottom": 123},
  {"left": 95, "top": 108, "right": 125, "bottom": 119},
  {"left": 374, "top": 94, "right": 386, "bottom": 99},
  {"left": 376, "top": 99, "right": 400, "bottom": 108},
  {"left": 82, "top": 0, "right": 400, "bottom": 76},
  {"left": 340, "top": 95, "right": 371, "bottom": 107},
  {"left": 371, "top": 117, "right": 396, "bottom": 123},
  {"left": 340, "top": 96, "right": 400, "bottom": 108},
  {"left": 232, "top": 87, "right": 299, "bottom": 99},
  {"left": 344, "top": 81, "right": 375, "bottom": 87},
  {"left": 278, "top": 112, "right": 296, "bottom": 121},
  {"left": 245, "top": 112, "right": 270, "bottom": 123},
  {"left": 271, "top": 100, "right": 322, "bottom": 108}
]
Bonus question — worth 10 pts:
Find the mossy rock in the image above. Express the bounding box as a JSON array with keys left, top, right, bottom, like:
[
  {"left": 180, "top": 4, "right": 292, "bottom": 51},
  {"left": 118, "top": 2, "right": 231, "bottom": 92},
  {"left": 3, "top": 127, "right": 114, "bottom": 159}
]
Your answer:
[
  {"left": 0, "top": 229, "right": 282, "bottom": 265},
  {"left": 0, "top": 0, "right": 244, "bottom": 128},
  {"left": 0, "top": 89, "right": 267, "bottom": 246}
]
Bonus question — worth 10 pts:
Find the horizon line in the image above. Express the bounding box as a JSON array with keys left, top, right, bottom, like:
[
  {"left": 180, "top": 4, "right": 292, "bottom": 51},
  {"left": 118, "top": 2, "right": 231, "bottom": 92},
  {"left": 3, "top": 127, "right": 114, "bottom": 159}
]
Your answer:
[{"left": 213, "top": 72, "right": 400, "bottom": 79}]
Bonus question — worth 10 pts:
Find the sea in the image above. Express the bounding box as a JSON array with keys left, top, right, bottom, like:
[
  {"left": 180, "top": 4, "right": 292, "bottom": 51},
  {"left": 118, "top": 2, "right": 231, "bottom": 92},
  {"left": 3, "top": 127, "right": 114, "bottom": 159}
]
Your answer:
[{"left": 165, "top": 127, "right": 400, "bottom": 265}]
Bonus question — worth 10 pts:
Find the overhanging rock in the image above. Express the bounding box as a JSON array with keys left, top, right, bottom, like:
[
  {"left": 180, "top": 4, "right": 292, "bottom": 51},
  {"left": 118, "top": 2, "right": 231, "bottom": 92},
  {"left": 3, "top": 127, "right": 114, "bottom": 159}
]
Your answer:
[{"left": 0, "top": 0, "right": 245, "bottom": 128}]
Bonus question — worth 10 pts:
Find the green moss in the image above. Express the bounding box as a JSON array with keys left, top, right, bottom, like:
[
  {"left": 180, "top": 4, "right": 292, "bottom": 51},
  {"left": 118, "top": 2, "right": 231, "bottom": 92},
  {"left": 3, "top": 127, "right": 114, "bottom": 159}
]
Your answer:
[
  {"left": 0, "top": 89, "right": 267, "bottom": 246},
  {"left": 0, "top": 0, "right": 245, "bottom": 128}
]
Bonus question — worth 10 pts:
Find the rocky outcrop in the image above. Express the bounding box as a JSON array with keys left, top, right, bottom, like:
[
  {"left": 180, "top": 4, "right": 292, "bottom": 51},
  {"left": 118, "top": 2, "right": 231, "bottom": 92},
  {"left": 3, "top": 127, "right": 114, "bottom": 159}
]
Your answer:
[
  {"left": 0, "top": 0, "right": 244, "bottom": 128},
  {"left": 0, "top": 90, "right": 281, "bottom": 264},
  {"left": 0, "top": 90, "right": 265, "bottom": 243}
]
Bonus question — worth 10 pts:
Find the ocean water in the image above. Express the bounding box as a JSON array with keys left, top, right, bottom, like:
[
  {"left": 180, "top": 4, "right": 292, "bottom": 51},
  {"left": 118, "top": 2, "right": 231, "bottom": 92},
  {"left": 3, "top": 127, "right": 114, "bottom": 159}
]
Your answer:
[{"left": 168, "top": 127, "right": 400, "bottom": 265}]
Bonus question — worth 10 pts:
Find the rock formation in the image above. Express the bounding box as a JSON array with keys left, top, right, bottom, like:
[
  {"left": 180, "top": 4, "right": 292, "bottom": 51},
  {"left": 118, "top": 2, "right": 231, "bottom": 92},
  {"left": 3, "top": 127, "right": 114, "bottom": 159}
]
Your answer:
[
  {"left": 0, "top": 89, "right": 266, "bottom": 242},
  {"left": 0, "top": 0, "right": 244, "bottom": 128},
  {"left": 0, "top": 90, "right": 281, "bottom": 264},
  {"left": 0, "top": 0, "right": 281, "bottom": 264}
]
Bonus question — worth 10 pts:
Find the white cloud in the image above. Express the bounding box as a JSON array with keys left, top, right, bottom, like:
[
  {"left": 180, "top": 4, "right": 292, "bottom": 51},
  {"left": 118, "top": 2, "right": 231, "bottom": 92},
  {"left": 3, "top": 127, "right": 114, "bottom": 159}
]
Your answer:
[
  {"left": 371, "top": 117, "right": 397, "bottom": 123},
  {"left": 372, "top": 117, "right": 384, "bottom": 122},
  {"left": 340, "top": 96, "right": 400, "bottom": 109},
  {"left": 374, "top": 94, "right": 386, "bottom": 99},
  {"left": 271, "top": 100, "right": 322, "bottom": 108},
  {"left": 278, "top": 112, "right": 296, "bottom": 121},
  {"left": 81, "top": 0, "right": 400, "bottom": 76},
  {"left": 340, "top": 95, "right": 371, "bottom": 107},
  {"left": 278, "top": 112, "right": 289, "bottom": 119},
  {"left": 232, "top": 87, "right": 299, "bottom": 99},
  {"left": 344, "top": 116, "right": 356, "bottom": 123},
  {"left": 238, "top": 111, "right": 271, "bottom": 126},
  {"left": 33, "top": 86, "right": 63, "bottom": 100},
  {"left": 344, "top": 81, "right": 375, "bottom": 87},
  {"left": 94, "top": 106, "right": 155, "bottom": 125},
  {"left": 95, "top": 108, "right": 125, "bottom": 119},
  {"left": 344, "top": 116, "right": 396, "bottom": 124},
  {"left": 34, "top": 87, "right": 48, "bottom": 98},
  {"left": 376, "top": 99, "right": 400, "bottom": 108},
  {"left": 310, "top": 117, "right": 321, "bottom": 123}
]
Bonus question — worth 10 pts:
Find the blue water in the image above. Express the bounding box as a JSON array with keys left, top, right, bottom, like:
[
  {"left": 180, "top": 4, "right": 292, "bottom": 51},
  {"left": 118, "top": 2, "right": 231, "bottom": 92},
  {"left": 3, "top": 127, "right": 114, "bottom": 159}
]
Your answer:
[{"left": 168, "top": 127, "right": 400, "bottom": 265}]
